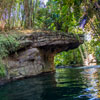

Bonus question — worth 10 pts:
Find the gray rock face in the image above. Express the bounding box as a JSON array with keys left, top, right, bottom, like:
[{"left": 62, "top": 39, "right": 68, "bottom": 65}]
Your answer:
[
  {"left": 6, "top": 48, "right": 44, "bottom": 79},
  {"left": 4, "top": 32, "right": 84, "bottom": 80}
]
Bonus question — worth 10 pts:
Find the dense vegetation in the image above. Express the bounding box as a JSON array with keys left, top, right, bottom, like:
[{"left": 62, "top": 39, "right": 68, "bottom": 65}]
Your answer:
[
  {"left": 0, "top": 0, "right": 100, "bottom": 76},
  {"left": 0, "top": 34, "right": 20, "bottom": 77}
]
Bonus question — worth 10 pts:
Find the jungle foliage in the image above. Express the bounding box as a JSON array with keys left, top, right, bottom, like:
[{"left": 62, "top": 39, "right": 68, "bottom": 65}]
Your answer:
[
  {"left": 0, "top": 34, "right": 19, "bottom": 77},
  {"left": 0, "top": 0, "right": 100, "bottom": 76}
]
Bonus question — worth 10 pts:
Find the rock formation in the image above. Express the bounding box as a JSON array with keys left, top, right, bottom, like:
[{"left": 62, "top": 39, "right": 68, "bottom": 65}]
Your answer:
[{"left": 4, "top": 31, "right": 84, "bottom": 80}]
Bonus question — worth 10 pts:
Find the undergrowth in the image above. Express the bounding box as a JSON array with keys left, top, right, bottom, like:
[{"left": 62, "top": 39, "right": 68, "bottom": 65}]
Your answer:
[{"left": 0, "top": 34, "right": 20, "bottom": 77}]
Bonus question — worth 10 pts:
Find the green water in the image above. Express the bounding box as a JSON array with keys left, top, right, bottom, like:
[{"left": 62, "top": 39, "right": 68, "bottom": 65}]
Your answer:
[{"left": 0, "top": 66, "right": 100, "bottom": 100}]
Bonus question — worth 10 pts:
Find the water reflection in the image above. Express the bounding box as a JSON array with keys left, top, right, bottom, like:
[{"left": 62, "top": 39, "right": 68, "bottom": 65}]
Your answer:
[
  {"left": 0, "top": 66, "right": 100, "bottom": 100},
  {"left": 79, "top": 68, "right": 100, "bottom": 99}
]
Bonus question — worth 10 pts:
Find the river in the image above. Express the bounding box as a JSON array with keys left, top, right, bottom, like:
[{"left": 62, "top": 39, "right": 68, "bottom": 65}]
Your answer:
[{"left": 0, "top": 66, "right": 100, "bottom": 100}]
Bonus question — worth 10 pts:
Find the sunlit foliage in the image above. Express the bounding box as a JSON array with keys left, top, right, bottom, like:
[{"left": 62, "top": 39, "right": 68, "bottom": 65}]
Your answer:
[{"left": 0, "top": 0, "right": 100, "bottom": 73}]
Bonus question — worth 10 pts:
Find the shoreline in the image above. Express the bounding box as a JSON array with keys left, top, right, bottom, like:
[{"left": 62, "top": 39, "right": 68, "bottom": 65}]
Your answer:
[{"left": 0, "top": 71, "right": 55, "bottom": 86}]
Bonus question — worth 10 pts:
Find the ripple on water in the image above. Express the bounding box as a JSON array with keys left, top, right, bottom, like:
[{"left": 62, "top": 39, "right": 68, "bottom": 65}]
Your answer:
[{"left": 0, "top": 65, "right": 100, "bottom": 100}]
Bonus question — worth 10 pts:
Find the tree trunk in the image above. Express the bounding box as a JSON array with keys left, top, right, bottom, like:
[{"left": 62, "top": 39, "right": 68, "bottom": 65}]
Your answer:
[{"left": 24, "top": 0, "right": 30, "bottom": 28}]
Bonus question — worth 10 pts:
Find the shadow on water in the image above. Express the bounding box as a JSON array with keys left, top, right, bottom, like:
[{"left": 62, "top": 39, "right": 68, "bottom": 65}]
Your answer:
[{"left": 0, "top": 65, "right": 100, "bottom": 100}]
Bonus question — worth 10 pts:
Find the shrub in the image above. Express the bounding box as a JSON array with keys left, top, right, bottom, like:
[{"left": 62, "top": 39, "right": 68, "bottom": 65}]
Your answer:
[{"left": 0, "top": 34, "right": 20, "bottom": 77}]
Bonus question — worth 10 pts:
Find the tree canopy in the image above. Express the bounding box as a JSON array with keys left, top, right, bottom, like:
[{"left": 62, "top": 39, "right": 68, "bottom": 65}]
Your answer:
[{"left": 0, "top": 0, "right": 100, "bottom": 68}]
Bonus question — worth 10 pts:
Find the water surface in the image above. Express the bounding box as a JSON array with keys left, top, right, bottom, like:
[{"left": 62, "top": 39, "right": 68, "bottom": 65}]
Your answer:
[{"left": 0, "top": 66, "right": 100, "bottom": 100}]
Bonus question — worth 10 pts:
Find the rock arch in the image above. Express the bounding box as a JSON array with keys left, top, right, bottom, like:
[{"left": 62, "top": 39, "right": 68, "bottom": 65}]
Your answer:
[{"left": 5, "top": 31, "right": 84, "bottom": 79}]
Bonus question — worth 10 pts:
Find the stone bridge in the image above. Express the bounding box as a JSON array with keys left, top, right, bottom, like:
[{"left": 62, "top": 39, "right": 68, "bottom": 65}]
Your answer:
[{"left": 5, "top": 31, "right": 84, "bottom": 79}]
